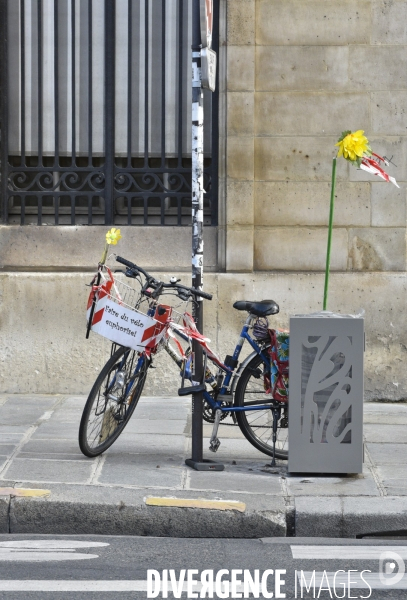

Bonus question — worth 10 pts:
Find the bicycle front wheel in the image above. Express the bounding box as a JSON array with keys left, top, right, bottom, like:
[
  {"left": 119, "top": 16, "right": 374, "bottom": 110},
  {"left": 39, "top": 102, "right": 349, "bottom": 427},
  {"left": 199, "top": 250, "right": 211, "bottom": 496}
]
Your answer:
[
  {"left": 79, "top": 346, "right": 149, "bottom": 457},
  {"left": 234, "top": 351, "right": 288, "bottom": 460}
]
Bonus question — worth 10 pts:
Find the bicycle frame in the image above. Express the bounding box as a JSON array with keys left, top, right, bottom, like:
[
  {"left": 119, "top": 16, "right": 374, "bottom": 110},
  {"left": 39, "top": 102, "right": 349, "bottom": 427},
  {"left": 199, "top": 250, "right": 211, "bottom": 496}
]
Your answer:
[
  {"left": 166, "top": 313, "right": 277, "bottom": 415},
  {"left": 108, "top": 303, "right": 277, "bottom": 417}
]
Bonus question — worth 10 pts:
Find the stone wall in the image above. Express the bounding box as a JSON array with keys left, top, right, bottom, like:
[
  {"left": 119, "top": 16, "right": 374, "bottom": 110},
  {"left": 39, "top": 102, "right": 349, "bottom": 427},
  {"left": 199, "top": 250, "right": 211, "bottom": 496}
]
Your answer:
[
  {"left": 1, "top": 269, "right": 406, "bottom": 400},
  {"left": 226, "top": 0, "right": 407, "bottom": 272}
]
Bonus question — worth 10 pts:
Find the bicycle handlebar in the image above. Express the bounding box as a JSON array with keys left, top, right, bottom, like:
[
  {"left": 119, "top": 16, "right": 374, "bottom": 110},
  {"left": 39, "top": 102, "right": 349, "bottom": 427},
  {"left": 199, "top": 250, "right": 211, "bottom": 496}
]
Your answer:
[
  {"left": 115, "top": 256, "right": 150, "bottom": 280},
  {"left": 115, "top": 255, "right": 212, "bottom": 301}
]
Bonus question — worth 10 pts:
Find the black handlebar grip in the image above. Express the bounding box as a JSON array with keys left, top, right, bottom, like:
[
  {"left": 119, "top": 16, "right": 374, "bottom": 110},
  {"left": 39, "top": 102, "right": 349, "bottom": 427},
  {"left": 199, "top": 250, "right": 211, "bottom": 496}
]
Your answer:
[
  {"left": 116, "top": 256, "right": 137, "bottom": 270},
  {"left": 195, "top": 289, "right": 213, "bottom": 301}
]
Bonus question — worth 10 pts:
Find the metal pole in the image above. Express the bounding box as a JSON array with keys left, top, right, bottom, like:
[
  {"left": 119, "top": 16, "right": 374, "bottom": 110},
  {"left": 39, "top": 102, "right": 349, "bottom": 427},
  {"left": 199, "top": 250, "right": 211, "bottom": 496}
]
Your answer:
[
  {"left": 104, "top": 0, "right": 115, "bottom": 226},
  {"left": 188, "top": 0, "right": 205, "bottom": 468},
  {"left": 0, "top": 0, "right": 8, "bottom": 224},
  {"left": 186, "top": 0, "right": 223, "bottom": 471}
]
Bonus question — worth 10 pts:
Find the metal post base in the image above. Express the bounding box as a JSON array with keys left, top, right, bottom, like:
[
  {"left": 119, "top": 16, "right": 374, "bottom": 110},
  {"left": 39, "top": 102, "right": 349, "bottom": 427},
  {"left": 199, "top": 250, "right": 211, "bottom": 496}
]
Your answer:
[{"left": 185, "top": 458, "right": 224, "bottom": 471}]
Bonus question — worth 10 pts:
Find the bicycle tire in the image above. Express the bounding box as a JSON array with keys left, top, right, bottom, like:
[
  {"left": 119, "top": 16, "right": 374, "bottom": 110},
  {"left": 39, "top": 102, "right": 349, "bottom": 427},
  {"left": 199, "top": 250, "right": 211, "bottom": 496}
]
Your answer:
[
  {"left": 234, "top": 350, "right": 288, "bottom": 460},
  {"left": 79, "top": 346, "right": 149, "bottom": 457}
]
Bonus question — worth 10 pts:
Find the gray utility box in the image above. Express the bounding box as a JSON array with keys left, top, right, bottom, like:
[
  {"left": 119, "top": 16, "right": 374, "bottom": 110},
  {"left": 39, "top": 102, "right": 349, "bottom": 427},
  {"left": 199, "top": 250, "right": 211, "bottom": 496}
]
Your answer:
[{"left": 288, "top": 314, "right": 364, "bottom": 474}]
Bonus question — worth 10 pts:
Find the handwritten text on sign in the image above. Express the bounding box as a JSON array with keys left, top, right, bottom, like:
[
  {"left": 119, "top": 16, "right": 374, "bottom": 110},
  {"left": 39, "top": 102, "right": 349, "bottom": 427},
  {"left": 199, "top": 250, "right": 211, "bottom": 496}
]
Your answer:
[{"left": 87, "top": 294, "right": 159, "bottom": 351}]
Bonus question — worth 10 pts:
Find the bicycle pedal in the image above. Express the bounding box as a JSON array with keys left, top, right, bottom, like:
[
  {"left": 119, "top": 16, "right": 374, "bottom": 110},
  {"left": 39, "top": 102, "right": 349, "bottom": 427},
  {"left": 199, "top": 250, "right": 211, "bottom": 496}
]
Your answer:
[{"left": 209, "top": 438, "right": 220, "bottom": 453}]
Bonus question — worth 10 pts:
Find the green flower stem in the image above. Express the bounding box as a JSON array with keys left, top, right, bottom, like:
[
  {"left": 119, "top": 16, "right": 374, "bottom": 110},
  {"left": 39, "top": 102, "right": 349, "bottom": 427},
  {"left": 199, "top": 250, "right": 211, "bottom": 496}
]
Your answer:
[
  {"left": 323, "top": 157, "right": 337, "bottom": 310},
  {"left": 100, "top": 243, "right": 108, "bottom": 265}
]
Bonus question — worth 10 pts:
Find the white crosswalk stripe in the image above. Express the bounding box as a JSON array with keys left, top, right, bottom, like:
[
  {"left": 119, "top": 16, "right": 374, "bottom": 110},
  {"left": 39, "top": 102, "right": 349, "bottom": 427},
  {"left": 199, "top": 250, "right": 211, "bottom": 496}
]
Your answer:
[
  {"left": 291, "top": 545, "right": 407, "bottom": 560},
  {"left": 0, "top": 540, "right": 109, "bottom": 562},
  {"left": 292, "top": 544, "right": 407, "bottom": 591}
]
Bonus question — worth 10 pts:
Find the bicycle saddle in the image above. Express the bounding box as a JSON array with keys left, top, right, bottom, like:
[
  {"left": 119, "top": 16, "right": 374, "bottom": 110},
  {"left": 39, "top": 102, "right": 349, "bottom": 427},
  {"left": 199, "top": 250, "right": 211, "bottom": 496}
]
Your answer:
[{"left": 233, "top": 299, "right": 279, "bottom": 317}]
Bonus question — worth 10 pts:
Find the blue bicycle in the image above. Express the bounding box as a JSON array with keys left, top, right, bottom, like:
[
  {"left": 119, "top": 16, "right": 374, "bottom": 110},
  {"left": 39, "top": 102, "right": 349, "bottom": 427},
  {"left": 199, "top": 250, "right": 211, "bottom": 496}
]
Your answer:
[{"left": 80, "top": 256, "right": 288, "bottom": 463}]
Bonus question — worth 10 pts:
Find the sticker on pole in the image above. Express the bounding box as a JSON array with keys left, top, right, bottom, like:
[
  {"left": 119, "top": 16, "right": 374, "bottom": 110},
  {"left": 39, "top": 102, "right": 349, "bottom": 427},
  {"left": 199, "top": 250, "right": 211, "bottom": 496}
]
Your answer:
[
  {"left": 200, "top": 0, "right": 213, "bottom": 49},
  {"left": 86, "top": 280, "right": 164, "bottom": 351}
]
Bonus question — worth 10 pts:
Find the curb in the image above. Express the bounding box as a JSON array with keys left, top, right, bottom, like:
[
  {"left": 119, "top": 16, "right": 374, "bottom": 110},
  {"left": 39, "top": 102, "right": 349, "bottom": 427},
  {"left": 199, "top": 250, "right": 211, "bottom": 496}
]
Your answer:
[
  {"left": 0, "top": 485, "right": 287, "bottom": 538},
  {"left": 2, "top": 487, "right": 407, "bottom": 538},
  {"left": 295, "top": 496, "right": 407, "bottom": 538}
]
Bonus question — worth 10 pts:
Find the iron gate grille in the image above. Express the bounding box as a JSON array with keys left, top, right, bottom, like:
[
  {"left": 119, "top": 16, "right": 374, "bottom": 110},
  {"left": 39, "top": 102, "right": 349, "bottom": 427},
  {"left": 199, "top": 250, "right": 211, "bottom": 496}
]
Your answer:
[{"left": 0, "top": 0, "right": 219, "bottom": 226}]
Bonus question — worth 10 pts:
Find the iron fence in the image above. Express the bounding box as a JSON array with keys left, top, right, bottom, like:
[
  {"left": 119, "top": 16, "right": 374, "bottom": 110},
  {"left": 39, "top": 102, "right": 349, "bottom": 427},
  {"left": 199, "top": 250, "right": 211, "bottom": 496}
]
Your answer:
[{"left": 0, "top": 0, "right": 218, "bottom": 226}]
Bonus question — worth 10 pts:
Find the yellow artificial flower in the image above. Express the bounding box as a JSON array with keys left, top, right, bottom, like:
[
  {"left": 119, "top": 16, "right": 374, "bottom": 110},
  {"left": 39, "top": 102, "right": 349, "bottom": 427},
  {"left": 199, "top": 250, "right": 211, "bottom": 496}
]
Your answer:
[
  {"left": 106, "top": 228, "right": 122, "bottom": 245},
  {"left": 335, "top": 130, "right": 370, "bottom": 163}
]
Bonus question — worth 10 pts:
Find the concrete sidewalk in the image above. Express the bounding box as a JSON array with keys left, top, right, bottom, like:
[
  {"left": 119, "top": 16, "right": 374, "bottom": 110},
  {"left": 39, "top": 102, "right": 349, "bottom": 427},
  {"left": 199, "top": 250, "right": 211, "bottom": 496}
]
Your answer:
[{"left": 0, "top": 394, "right": 406, "bottom": 538}]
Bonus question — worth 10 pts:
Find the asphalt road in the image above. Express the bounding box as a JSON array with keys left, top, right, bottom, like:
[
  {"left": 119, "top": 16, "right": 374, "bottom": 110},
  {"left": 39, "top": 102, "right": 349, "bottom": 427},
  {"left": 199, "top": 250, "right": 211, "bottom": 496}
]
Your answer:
[{"left": 0, "top": 534, "right": 406, "bottom": 599}]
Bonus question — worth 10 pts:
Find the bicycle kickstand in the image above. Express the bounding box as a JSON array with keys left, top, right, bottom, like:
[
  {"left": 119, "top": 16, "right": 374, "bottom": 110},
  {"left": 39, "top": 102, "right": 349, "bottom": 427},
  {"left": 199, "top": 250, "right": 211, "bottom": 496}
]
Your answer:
[
  {"left": 270, "top": 406, "right": 281, "bottom": 467},
  {"left": 209, "top": 409, "right": 222, "bottom": 453}
]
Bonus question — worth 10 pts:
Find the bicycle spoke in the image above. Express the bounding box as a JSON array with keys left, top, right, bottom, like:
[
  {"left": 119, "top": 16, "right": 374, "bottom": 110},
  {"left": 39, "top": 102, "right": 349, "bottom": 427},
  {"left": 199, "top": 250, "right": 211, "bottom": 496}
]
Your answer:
[
  {"left": 79, "top": 347, "right": 149, "bottom": 457},
  {"left": 234, "top": 349, "right": 288, "bottom": 459}
]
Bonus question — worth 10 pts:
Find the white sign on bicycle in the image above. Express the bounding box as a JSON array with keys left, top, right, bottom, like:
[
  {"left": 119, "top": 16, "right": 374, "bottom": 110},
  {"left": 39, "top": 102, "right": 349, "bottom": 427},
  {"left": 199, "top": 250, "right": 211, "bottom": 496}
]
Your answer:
[{"left": 87, "top": 295, "right": 160, "bottom": 352}]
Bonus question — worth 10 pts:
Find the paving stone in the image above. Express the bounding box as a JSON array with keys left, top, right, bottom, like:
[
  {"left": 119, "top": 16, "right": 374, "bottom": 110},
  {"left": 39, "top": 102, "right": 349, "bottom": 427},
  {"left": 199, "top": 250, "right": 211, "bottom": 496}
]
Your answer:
[
  {"left": 0, "top": 433, "right": 27, "bottom": 444},
  {"left": 0, "top": 406, "right": 58, "bottom": 427},
  {"left": 0, "top": 425, "right": 34, "bottom": 434},
  {"left": 3, "top": 458, "right": 93, "bottom": 484},
  {"left": 0, "top": 456, "right": 10, "bottom": 471},
  {"left": 189, "top": 470, "right": 282, "bottom": 495},
  {"left": 17, "top": 452, "right": 87, "bottom": 461},
  {"left": 366, "top": 443, "right": 407, "bottom": 465},
  {"left": 286, "top": 468, "right": 380, "bottom": 497},
  {"left": 20, "top": 439, "right": 83, "bottom": 455},
  {"left": 381, "top": 485, "right": 407, "bottom": 496},
  {"left": 106, "top": 433, "right": 186, "bottom": 456},
  {"left": 30, "top": 423, "right": 81, "bottom": 440},
  {"left": 376, "top": 465, "right": 407, "bottom": 481},
  {"left": 129, "top": 406, "right": 189, "bottom": 421},
  {"left": 364, "top": 424, "right": 407, "bottom": 443},
  {"left": 50, "top": 410, "right": 83, "bottom": 423},
  {"left": 0, "top": 445, "right": 21, "bottom": 455},
  {"left": 99, "top": 454, "right": 185, "bottom": 488},
  {"left": 123, "top": 419, "right": 187, "bottom": 436},
  {"left": 2, "top": 395, "right": 59, "bottom": 404},
  {"left": 364, "top": 406, "right": 407, "bottom": 425}
]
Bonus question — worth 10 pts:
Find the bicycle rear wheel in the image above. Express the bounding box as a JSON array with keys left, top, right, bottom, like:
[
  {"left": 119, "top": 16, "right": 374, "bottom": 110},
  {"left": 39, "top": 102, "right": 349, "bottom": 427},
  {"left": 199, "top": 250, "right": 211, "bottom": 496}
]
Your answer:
[
  {"left": 79, "top": 346, "right": 149, "bottom": 457},
  {"left": 234, "top": 351, "right": 288, "bottom": 460}
]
